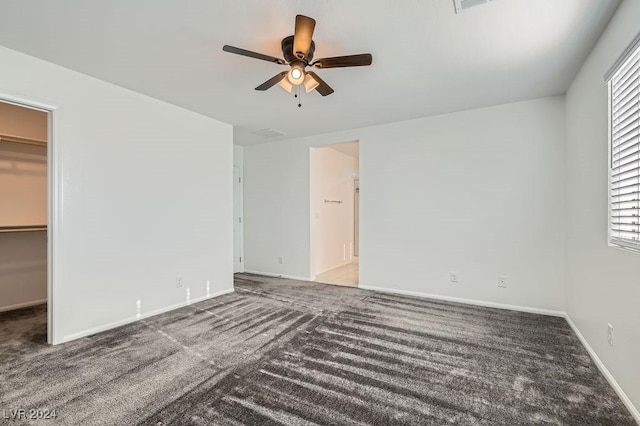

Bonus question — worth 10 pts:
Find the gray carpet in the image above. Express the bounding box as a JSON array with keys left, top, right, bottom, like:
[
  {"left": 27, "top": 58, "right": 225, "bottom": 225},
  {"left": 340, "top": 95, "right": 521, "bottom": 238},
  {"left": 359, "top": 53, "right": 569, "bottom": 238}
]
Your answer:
[{"left": 0, "top": 273, "right": 635, "bottom": 425}]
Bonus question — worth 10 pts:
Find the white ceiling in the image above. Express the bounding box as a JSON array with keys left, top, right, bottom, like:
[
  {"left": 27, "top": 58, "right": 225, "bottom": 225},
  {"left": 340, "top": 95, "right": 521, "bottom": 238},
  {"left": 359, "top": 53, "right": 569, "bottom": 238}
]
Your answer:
[{"left": 0, "top": 1, "right": 620, "bottom": 145}]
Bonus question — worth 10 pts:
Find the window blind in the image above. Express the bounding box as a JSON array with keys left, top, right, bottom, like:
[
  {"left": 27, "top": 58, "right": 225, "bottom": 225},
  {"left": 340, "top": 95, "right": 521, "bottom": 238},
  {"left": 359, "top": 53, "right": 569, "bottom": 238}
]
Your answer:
[{"left": 610, "top": 41, "right": 640, "bottom": 249}]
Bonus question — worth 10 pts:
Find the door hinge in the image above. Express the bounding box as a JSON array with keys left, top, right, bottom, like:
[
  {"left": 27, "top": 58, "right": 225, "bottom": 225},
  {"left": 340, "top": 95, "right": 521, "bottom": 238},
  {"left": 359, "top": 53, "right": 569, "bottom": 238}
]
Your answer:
[
  {"left": 239, "top": 217, "right": 242, "bottom": 223},
  {"left": 240, "top": 257, "right": 242, "bottom": 262},
  {"left": 239, "top": 177, "right": 242, "bottom": 183}
]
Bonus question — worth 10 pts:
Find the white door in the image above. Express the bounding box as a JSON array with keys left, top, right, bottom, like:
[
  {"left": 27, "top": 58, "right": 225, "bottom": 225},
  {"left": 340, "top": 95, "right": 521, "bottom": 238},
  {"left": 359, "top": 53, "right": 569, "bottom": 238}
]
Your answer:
[{"left": 233, "top": 166, "right": 242, "bottom": 273}]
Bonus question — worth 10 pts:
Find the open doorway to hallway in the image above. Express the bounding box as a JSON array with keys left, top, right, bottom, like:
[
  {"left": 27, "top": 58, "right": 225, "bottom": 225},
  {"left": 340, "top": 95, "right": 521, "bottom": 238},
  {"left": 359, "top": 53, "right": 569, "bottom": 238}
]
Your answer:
[{"left": 311, "top": 141, "right": 359, "bottom": 287}]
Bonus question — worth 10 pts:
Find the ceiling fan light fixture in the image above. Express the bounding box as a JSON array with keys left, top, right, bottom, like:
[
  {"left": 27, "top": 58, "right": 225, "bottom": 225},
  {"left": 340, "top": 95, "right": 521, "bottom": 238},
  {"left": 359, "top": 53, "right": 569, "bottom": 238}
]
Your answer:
[
  {"left": 222, "top": 14, "right": 372, "bottom": 98},
  {"left": 278, "top": 78, "right": 294, "bottom": 93},
  {"left": 303, "top": 73, "right": 319, "bottom": 93},
  {"left": 287, "top": 64, "right": 305, "bottom": 85}
]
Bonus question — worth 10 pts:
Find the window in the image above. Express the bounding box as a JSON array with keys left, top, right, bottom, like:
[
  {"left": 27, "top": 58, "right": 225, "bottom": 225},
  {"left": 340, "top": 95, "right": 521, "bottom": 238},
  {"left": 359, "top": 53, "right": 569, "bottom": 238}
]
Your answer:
[{"left": 608, "top": 35, "right": 640, "bottom": 251}]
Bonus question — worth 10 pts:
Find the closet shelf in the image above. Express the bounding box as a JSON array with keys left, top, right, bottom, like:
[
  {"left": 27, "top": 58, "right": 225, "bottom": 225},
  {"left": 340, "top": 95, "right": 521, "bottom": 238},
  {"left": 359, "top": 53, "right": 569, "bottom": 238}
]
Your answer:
[
  {"left": 0, "top": 225, "right": 48, "bottom": 233},
  {"left": 0, "top": 134, "right": 47, "bottom": 148}
]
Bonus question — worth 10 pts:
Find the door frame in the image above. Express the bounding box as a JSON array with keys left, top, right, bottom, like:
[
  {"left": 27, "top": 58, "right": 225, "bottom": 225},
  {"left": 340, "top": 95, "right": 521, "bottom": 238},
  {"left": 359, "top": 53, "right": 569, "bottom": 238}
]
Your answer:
[
  {"left": 233, "top": 165, "right": 244, "bottom": 273},
  {"left": 354, "top": 178, "right": 359, "bottom": 258},
  {"left": 0, "top": 93, "right": 59, "bottom": 345}
]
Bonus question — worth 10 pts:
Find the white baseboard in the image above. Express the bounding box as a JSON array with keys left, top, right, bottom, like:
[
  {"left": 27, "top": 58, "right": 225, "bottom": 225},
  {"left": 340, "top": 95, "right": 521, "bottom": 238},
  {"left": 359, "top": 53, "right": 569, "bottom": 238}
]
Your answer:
[
  {"left": 358, "top": 285, "right": 565, "bottom": 317},
  {"left": 0, "top": 299, "right": 47, "bottom": 313},
  {"left": 59, "top": 288, "right": 234, "bottom": 344},
  {"left": 243, "top": 270, "right": 313, "bottom": 282},
  {"left": 564, "top": 315, "right": 640, "bottom": 423}
]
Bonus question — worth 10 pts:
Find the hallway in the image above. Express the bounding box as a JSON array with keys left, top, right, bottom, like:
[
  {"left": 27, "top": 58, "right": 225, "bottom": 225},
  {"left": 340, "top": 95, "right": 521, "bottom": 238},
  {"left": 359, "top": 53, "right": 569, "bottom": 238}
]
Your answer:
[{"left": 315, "top": 261, "right": 358, "bottom": 287}]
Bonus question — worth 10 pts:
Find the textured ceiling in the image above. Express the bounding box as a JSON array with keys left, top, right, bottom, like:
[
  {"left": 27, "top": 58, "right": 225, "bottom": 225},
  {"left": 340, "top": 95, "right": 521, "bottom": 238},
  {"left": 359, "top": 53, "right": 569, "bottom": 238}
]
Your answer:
[{"left": 0, "top": 0, "right": 621, "bottom": 145}]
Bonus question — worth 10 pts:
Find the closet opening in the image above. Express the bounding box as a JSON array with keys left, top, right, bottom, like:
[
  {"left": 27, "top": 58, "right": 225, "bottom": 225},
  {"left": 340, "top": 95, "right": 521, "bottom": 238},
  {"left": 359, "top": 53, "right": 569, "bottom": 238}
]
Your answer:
[{"left": 0, "top": 98, "right": 54, "bottom": 344}]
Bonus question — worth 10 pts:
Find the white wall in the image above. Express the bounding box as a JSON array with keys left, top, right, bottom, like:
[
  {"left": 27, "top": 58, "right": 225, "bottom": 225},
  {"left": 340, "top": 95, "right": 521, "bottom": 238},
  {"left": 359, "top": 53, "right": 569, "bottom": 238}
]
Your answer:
[
  {"left": 565, "top": 0, "right": 640, "bottom": 414},
  {"left": 311, "top": 146, "right": 358, "bottom": 276},
  {"left": 244, "top": 97, "right": 566, "bottom": 312},
  {"left": 244, "top": 140, "right": 313, "bottom": 280},
  {"left": 233, "top": 144, "right": 243, "bottom": 169},
  {"left": 0, "top": 45, "right": 233, "bottom": 343},
  {"left": 360, "top": 97, "right": 566, "bottom": 313},
  {"left": 0, "top": 103, "right": 48, "bottom": 311}
]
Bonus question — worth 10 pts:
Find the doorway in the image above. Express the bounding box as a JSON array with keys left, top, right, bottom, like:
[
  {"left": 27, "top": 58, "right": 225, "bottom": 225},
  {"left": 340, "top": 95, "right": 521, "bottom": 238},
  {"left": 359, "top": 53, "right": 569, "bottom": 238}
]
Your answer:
[
  {"left": 311, "top": 141, "right": 359, "bottom": 287},
  {"left": 0, "top": 98, "right": 52, "bottom": 343}
]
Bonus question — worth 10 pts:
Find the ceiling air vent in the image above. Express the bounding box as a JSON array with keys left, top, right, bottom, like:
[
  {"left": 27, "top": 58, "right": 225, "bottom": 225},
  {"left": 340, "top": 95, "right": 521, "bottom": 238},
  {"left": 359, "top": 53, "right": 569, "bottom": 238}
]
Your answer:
[
  {"left": 453, "top": 0, "right": 493, "bottom": 14},
  {"left": 250, "top": 128, "right": 286, "bottom": 139}
]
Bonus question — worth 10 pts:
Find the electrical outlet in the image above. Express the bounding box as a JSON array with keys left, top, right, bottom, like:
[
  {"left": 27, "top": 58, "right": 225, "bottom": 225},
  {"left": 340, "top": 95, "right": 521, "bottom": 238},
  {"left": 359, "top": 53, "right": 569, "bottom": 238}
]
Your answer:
[
  {"left": 498, "top": 276, "right": 507, "bottom": 288},
  {"left": 449, "top": 272, "right": 459, "bottom": 283},
  {"left": 176, "top": 276, "right": 184, "bottom": 288},
  {"left": 607, "top": 324, "right": 614, "bottom": 347},
  {"left": 278, "top": 256, "right": 284, "bottom": 265}
]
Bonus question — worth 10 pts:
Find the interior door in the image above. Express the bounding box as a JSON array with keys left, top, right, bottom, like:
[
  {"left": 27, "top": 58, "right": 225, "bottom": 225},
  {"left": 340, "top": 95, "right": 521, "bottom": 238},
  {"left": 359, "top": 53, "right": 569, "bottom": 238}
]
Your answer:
[{"left": 233, "top": 166, "right": 242, "bottom": 273}]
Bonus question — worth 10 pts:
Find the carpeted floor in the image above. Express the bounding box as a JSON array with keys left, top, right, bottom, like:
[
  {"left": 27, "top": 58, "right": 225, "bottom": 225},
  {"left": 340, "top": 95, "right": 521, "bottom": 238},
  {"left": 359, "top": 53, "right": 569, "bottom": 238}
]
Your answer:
[{"left": 0, "top": 273, "right": 635, "bottom": 425}]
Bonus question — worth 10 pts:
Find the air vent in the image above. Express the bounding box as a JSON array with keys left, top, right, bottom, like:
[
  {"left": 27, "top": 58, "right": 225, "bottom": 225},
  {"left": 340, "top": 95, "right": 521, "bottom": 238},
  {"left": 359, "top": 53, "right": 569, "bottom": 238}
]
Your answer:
[
  {"left": 250, "top": 128, "right": 286, "bottom": 139},
  {"left": 453, "top": 0, "right": 493, "bottom": 14}
]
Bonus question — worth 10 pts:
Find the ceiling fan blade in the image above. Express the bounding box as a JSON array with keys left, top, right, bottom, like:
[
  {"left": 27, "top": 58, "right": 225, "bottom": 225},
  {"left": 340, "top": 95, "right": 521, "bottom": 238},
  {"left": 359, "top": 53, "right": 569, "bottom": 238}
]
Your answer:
[
  {"left": 223, "top": 45, "right": 285, "bottom": 65},
  {"left": 255, "top": 72, "right": 288, "bottom": 91},
  {"left": 306, "top": 71, "right": 334, "bottom": 96},
  {"left": 312, "top": 53, "right": 373, "bottom": 69},
  {"left": 293, "top": 15, "right": 316, "bottom": 60}
]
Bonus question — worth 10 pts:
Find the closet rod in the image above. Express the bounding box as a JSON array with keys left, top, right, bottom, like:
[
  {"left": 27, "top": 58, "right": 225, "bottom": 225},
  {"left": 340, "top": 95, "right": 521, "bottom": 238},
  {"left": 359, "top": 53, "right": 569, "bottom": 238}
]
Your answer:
[
  {"left": 0, "top": 225, "right": 48, "bottom": 233},
  {"left": 0, "top": 134, "right": 47, "bottom": 148}
]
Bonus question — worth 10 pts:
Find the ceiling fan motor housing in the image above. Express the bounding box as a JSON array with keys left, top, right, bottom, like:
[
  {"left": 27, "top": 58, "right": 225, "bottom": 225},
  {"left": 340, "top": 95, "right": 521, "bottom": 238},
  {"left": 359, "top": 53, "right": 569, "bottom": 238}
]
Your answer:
[{"left": 281, "top": 35, "right": 315, "bottom": 64}]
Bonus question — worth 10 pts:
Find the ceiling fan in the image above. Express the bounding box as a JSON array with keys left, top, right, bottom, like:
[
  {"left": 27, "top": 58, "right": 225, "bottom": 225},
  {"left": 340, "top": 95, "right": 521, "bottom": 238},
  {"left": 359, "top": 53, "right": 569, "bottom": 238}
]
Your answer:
[{"left": 222, "top": 15, "right": 372, "bottom": 98}]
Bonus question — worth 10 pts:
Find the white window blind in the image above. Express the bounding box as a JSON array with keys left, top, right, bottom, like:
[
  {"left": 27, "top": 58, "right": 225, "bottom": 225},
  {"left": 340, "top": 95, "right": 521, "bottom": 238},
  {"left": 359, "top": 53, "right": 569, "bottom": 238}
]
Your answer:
[{"left": 610, "top": 38, "right": 640, "bottom": 250}]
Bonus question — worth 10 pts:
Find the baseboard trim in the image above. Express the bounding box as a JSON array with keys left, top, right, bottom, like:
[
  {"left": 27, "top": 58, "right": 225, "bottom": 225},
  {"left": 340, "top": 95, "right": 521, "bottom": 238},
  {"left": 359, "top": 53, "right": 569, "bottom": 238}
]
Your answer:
[
  {"left": 358, "top": 285, "right": 565, "bottom": 317},
  {"left": 564, "top": 315, "right": 640, "bottom": 424},
  {"left": 243, "top": 270, "right": 313, "bottom": 282},
  {"left": 0, "top": 299, "right": 47, "bottom": 313},
  {"left": 59, "top": 288, "right": 234, "bottom": 344}
]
